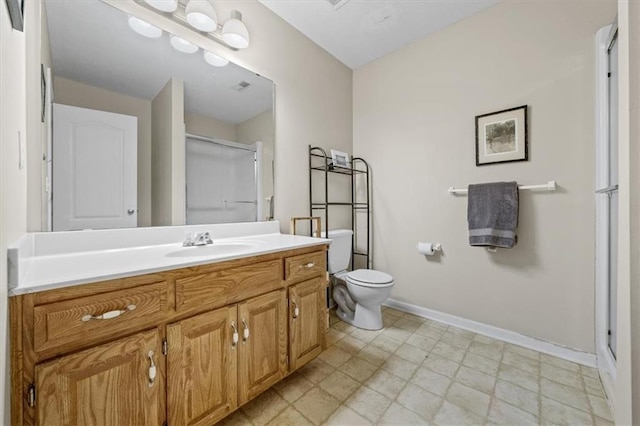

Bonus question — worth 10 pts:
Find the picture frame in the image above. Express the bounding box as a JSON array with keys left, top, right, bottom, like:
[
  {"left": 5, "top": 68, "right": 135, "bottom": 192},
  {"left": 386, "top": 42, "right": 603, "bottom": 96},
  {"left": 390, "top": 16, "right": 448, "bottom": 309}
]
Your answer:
[
  {"left": 330, "top": 149, "right": 350, "bottom": 169},
  {"left": 475, "top": 105, "right": 528, "bottom": 166},
  {"left": 5, "top": 0, "right": 24, "bottom": 32}
]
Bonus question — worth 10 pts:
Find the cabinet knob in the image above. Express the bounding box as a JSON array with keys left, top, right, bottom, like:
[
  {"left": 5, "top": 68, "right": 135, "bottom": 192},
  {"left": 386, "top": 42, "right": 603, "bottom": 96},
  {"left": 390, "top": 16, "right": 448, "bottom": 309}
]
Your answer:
[
  {"left": 292, "top": 302, "right": 300, "bottom": 319},
  {"left": 127, "top": 208, "right": 135, "bottom": 215}
]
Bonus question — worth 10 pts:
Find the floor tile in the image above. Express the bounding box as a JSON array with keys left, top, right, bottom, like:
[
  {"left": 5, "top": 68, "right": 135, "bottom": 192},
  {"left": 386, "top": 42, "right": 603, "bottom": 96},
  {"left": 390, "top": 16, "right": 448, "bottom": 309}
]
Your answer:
[
  {"left": 504, "top": 343, "right": 540, "bottom": 361},
  {"left": 541, "top": 353, "right": 581, "bottom": 372},
  {"left": 319, "top": 346, "right": 353, "bottom": 368},
  {"left": 540, "top": 363, "right": 583, "bottom": 390},
  {"left": 365, "top": 369, "right": 408, "bottom": 399},
  {"left": 298, "top": 358, "right": 336, "bottom": 384},
  {"left": 345, "top": 386, "right": 392, "bottom": 422},
  {"left": 455, "top": 365, "right": 496, "bottom": 395},
  {"left": 433, "top": 401, "right": 485, "bottom": 426},
  {"left": 382, "top": 355, "right": 420, "bottom": 380},
  {"left": 501, "top": 351, "right": 540, "bottom": 375},
  {"left": 294, "top": 387, "right": 341, "bottom": 425},
  {"left": 498, "top": 363, "right": 539, "bottom": 393},
  {"left": 355, "top": 344, "right": 392, "bottom": 367},
  {"left": 406, "top": 333, "right": 439, "bottom": 352},
  {"left": 319, "top": 370, "right": 361, "bottom": 402},
  {"left": 267, "top": 406, "right": 313, "bottom": 426},
  {"left": 395, "top": 342, "right": 429, "bottom": 364},
  {"left": 396, "top": 382, "right": 442, "bottom": 421},
  {"left": 432, "top": 341, "right": 467, "bottom": 362},
  {"left": 445, "top": 382, "right": 491, "bottom": 418},
  {"left": 488, "top": 398, "right": 538, "bottom": 425},
  {"left": 541, "top": 395, "right": 593, "bottom": 425},
  {"left": 339, "top": 357, "right": 377, "bottom": 382},
  {"left": 423, "top": 353, "right": 460, "bottom": 378},
  {"left": 411, "top": 366, "right": 452, "bottom": 396},
  {"left": 494, "top": 379, "right": 539, "bottom": 415},
  {"left": 272, "top": 372, "right": 314, "bottom": 403},
  {"left": 240, "top": 307, "right": 614, "bottom": 426},
  {"left": 540, "top": 377, "right": 590, "bottom": 412},
  {"left": 439, "top": 331, "right": 473, "bottom": 350},
  {"left": 588, "top": 393, "right": 613, "bottom": 421},
  {"left": 371, "top": 334, "right": 404, "bottom": 353},
  {"left": 334, "top": 336, "right": 366, "bottom": 354},
  {"left": 324, "top": 406, "right": 372, "bottom": 425},
  {"left": 379, "top": 402, "right": 429, "bottom": 425},
  {"left": 394, "top": 316, "right": 422, "bottom": 330},
  {"left": 241, "top": 388, "right": 288, "bottom": 426},
  {"left": 462, "top": 351, "right": 500, "bottom": 376},
  {"left": 382, "top": 326, "right": 413, "bottom": 343}
]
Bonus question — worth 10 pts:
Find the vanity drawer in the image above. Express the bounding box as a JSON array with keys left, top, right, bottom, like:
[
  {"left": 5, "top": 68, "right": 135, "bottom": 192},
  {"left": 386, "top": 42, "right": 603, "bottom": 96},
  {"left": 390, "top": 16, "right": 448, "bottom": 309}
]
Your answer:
[
  {"left": 33, "top": 282, "right": 168, "bottom": 357},
  {"left": 175, "top": 259, "right": 283, "bottom": 313},
  {"left": 285, "top": 251, "right": 326, "bottom": 283}
]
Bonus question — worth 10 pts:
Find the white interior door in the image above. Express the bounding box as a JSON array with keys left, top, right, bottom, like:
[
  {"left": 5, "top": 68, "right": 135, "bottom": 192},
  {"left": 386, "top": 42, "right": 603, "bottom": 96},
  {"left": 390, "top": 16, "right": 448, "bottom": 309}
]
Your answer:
[
  {"left": 186, "top": 136, "right": 257, "bottom": 224},
  {"left": 53, "top": 104, "right": 137, "bottom": 231}
]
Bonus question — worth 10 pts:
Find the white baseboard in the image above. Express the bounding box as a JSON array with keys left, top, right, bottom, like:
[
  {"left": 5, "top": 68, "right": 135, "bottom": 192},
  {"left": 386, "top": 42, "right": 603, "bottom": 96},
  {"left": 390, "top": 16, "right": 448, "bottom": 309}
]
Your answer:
[{"left": 384, "top": 298, "right": 597, "bottom": 368}]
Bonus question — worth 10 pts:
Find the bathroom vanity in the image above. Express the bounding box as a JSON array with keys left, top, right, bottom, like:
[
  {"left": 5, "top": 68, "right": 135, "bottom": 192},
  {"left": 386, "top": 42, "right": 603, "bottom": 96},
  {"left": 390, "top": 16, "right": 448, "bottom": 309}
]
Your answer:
[{"left": 9, "top": 224, "right": 329, "bottom": 425}]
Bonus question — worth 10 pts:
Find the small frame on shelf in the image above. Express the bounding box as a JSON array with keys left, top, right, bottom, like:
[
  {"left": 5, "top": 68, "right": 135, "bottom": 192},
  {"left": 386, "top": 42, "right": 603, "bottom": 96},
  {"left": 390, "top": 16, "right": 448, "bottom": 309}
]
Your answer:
[
  {"left": 330, "top": 149, "right": 350, "bottom": 169},
  {"left": 475, "top": 105, "right": 528, "bottom": 166}
]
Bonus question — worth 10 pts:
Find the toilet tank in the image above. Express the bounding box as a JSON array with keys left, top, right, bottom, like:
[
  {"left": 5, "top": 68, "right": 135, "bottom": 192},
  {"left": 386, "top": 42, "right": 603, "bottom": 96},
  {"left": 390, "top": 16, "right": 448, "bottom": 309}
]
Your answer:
[{"left": 324, "top": 229, "right": 353, "bottom": 274}]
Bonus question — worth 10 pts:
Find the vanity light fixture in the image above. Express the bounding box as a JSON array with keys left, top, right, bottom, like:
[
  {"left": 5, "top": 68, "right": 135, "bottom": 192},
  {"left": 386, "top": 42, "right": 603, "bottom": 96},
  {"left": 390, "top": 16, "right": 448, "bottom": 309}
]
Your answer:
[
  {"left": 204, "top": 50, "right": 229, "bottom": 67},
  {"left": 144, "top": 0, "right": 178, "bottom": 13},
  {"left": 222, "top": 10, "right": 250, "bottom": 49},
  {"left": 185, "top": 0, "right": 218, "bottom": 32},
  {"left": 170, "top": 34, "right": 199, "bottom": 53},
  {"left": 128, "top": 16, "right": 163, "bottom": 38}
]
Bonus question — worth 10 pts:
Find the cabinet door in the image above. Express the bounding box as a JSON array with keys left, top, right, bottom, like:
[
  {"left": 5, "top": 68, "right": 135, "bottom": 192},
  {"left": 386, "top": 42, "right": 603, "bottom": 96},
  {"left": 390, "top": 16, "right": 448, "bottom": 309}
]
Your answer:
[
  {"left": 238, "top": 289, "right": 287, "bottom": 405},
  {"left": 289, "top": 277, "right": 326, "bottom": 371},
  {"left": 167, "top": 305, "right": 238, "bottom": 426},
  {"left": 35, "top": 329, "right": 164, "bottom": 426}
]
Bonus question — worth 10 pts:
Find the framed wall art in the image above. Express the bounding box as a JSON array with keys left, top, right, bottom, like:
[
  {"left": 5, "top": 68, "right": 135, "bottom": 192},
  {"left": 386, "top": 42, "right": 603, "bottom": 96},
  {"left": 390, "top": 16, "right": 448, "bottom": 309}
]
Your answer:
[{"left": 475, "top": 105, "right": 528, "bottom": 166}]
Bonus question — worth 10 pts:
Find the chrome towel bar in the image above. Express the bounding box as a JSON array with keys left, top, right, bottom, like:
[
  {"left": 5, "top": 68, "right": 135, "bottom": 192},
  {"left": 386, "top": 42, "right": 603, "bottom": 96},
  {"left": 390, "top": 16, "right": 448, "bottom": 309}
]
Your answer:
[{"left": 448, "top": 181, "right": 557, "bottom": 195}]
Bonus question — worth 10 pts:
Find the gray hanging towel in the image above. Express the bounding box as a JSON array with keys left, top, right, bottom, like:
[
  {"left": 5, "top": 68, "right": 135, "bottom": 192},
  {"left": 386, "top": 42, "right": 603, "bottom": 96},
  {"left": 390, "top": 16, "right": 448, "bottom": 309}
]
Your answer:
[{"left": 467, "top": 181, "right": 519, "bottom": 248}]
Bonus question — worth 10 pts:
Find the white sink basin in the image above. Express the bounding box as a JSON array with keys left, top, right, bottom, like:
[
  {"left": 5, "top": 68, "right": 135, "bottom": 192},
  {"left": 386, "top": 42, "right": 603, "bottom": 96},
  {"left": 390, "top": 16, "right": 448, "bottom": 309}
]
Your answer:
[{"left": 165, "top": 242, "right": 259, "bottom": 258}]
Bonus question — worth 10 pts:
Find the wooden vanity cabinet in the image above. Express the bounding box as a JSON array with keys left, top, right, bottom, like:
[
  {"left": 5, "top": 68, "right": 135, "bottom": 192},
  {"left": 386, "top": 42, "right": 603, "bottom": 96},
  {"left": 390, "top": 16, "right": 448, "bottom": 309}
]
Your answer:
[
  {"left": 11, "top": 245, "right": 329, "bottom": 426},
  {"left": 35, "top": 329, "right": 165, "bottom": 426}
]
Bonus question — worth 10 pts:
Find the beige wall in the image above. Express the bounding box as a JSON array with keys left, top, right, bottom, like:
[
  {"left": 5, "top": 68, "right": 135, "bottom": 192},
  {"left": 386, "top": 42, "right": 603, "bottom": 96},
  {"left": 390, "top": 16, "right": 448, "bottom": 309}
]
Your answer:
[
  {"left": 237, "top": 109, "right": 275, "bottom": 211},
  {"left": 151, "top": 77, "right": 185, "bottom": 226},
  {"left": 53, "top": 77, "right": 153, "bottom": 227},
  {"left": 185, "top": 112, "right": 237, "bottom": 142},
  {"left": 353, "top": 1, "right": 615, "bottom": 352},
  {"left": 1, "top": 0, "right": 28, "bottom": 421},
  {"left": 104, "top": 0, "right": 353, "bottom": 233}
]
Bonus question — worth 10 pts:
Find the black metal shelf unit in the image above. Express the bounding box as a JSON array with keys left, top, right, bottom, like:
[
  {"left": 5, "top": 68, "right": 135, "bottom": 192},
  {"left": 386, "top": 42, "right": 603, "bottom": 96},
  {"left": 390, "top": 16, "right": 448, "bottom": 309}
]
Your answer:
[{"left": 309, "top": 145, "right": 371, "bottom": 269}]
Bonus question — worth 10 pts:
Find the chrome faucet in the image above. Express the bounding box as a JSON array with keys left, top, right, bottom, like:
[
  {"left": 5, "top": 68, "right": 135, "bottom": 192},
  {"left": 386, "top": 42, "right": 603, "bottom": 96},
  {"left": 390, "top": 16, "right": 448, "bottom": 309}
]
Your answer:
[{"left": 183, "top": 231, "right": 213, "bottom": 247}]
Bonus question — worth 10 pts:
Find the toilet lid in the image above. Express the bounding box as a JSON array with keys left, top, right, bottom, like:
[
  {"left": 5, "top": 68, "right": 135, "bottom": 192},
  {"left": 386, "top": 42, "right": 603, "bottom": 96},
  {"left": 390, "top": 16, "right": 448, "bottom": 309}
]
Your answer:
[{"left": 346, "top": 269, "right": 394, "bottom": 286}]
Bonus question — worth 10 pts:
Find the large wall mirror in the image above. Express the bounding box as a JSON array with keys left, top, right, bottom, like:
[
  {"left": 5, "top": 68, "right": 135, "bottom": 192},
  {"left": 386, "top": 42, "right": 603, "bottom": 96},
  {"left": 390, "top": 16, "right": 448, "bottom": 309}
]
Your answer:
[{"left": 40, "top": 0, "right": 274, "bottom": 231}]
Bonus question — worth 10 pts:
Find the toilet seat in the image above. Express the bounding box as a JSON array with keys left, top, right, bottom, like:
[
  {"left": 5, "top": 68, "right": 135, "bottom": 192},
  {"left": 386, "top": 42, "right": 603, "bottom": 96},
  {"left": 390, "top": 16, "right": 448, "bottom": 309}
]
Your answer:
[{"left": 346, "top": 269, "right": 394, "bottom": 288}]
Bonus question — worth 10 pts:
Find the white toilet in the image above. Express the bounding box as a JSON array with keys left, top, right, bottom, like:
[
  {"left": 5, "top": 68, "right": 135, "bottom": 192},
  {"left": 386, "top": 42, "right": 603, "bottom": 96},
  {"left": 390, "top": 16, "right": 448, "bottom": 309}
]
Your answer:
[{"left": 326, "top": 229, "right": 394, "bottom": 330}]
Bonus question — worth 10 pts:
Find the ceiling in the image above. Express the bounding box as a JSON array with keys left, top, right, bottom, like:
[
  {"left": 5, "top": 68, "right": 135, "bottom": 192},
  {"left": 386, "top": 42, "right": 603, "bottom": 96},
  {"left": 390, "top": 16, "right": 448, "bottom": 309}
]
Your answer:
[
  {"left": 259, "top": 0, "right": 500, "bottom": 69},
  {"left": 44, "top": 0, "right": 273, "bottom": 124}
]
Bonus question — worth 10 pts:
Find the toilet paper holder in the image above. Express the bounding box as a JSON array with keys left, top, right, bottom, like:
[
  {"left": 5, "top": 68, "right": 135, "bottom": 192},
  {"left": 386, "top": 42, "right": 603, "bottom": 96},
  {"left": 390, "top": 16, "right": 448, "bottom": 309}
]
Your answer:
[{"left": 416, "top": 242, "right": 442, "bottom": 256}]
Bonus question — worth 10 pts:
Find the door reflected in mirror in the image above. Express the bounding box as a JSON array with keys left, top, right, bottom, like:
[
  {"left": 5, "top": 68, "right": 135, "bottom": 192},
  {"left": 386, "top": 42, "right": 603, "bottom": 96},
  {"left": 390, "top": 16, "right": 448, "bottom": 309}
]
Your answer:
[{"left": 41, "top": 0, "right": 274, "bottom": 231}]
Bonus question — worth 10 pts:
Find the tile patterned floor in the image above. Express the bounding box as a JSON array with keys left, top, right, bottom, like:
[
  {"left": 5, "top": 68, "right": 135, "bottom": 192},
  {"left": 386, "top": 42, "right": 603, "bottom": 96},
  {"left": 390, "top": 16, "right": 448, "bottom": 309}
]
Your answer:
[{"left": 219, "top": 307, "right": 613, "bottom": 425}]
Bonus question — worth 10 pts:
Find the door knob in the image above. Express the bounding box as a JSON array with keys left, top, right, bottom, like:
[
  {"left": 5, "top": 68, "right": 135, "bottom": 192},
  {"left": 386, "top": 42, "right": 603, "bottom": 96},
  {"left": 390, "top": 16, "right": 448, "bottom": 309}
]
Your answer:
[{"left": 127, "top": 208, "right": 135, "bottom": 215}]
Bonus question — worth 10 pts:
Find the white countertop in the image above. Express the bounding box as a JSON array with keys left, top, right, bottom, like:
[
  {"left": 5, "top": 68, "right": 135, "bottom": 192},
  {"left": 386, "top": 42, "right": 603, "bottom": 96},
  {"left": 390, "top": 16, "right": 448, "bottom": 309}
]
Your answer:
[{"left": 8, "top": 222, "right": 330, "bottom": 296}]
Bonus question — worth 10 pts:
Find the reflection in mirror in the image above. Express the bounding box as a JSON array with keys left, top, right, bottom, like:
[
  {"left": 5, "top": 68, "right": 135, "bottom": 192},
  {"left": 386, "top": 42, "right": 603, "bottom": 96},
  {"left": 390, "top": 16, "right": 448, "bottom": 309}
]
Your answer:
[{"left": 41, "top": 0, "right": 274, "bottom": 231}]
